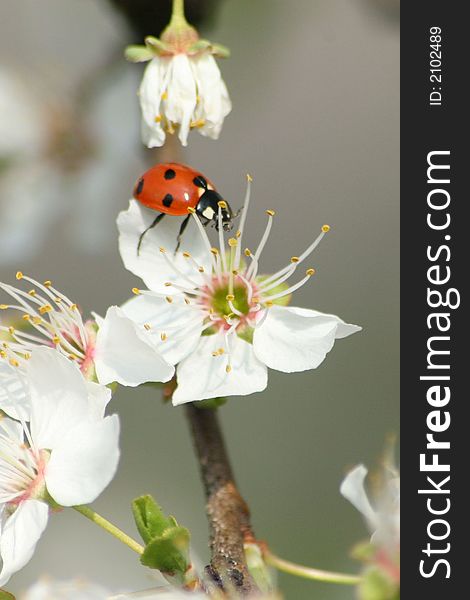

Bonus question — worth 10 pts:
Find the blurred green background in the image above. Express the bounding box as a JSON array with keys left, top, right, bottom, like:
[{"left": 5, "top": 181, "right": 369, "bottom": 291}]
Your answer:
[{"left": 0, "top": 0, "right": 399, "bottom": 598}]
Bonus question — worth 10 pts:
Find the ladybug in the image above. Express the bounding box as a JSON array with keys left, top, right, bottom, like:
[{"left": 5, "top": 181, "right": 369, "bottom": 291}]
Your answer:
[{"left": 133, "top": 162, "right": 236, "bottom": 254}]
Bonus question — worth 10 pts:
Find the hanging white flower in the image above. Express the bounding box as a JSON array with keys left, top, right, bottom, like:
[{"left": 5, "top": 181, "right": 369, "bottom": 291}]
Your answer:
[
  {"left": 117, "top": 177, "right": 361, "bottom": 405},
  {"left": 340, "top": 456, "right": 400, "bottom": 592},
  {"left": 0, "top": 272, "right": 174, "bottom": 418},
  {"left": 0, "top": 347, "right": 120, "bottom": 587},
  {"left": 125, "top": 1, "right": 231, "bottom": 147}
]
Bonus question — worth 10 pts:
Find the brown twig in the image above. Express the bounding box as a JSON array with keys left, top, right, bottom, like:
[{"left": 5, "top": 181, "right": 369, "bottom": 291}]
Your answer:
[{"left": 184, "top": 403, "right": 257, "bottom": 595}]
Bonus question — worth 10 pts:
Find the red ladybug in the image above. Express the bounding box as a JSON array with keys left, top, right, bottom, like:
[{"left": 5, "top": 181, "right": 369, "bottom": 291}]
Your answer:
[{"left": 133, "top": 162, "right": 235, "bottom": 253}]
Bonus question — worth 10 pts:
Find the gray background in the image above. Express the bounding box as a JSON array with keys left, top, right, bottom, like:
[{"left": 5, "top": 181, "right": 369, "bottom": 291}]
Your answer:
[{"left": 0, "top": 1, "right": 399, "bottom": 598}]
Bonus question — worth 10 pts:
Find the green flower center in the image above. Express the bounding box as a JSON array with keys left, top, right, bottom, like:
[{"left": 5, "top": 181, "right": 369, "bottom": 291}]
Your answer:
[{"left": 211, "top": 284, "right": 251, "bottom": 318}]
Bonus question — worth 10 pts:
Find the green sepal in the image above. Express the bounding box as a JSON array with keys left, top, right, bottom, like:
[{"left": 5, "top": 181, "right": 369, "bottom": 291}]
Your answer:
[
  {"left": 351, "top": 540, "right": 377, "bottom": 562},
  {"left": 211, "top": 42, "right": 231, "bottom": 58},
  {"left": 132, "top": 495, "right": 175, "bottom": 544},
  {"left": 358, "top": 566, "right": 399, "bottom": 600},
  {"left": 188, "top": 39, "right": 230, "bottom": 58},
  {"left": 237, "top": 326, "right": 254, "bottom": 345},
  {"left": 196, "top": 397, "right": 227, "bottom": 409},
  {"left": 145, "top": 36, "right": 170, "bottom": 54},
  {"left": 244, "top": 543, "right": 274, "bottom": 594},
  {"left": 256, "top": 275, "right": 292, "bottom": 307},
  {"left": 124, "top": 45, "right": 155, "bottom": 62},
  {"left": 0, "top": 590, "right": 16, "bottom": 599},
  {"left": 140, "top": 525, "right": 190, "bottom": 576}
]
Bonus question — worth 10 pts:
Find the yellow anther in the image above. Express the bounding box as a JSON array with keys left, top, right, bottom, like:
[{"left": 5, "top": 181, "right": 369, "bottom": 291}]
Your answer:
[
  {"left": 32, "top": 317, "right": 42, "bottom": 325},
  {"left": 0, "top": 304, "right": 9, "bottom": 310},
  {"left": 244, "top": 248, "right": 252, "bottom": 256},
  {"left": 0, "top": 350, "right": 6, "bottom": 359},
  {"left": 228, "top": 238, "right": 237, "bottom": 247},
  {"left": 154, "top": 115, "right": 162, "bottom": 123},
  {"left": 9, "top": 359, "right": 19, "bottom": 367},
  {"left": 144, "top": 323, "right": 151, "bottom": 331},
  {"left": 290, "top": 256, "right": 300, "bottom": 263},
  {"left": 70, "top": 304, "right": 78, "bottom": 311},
  {"left": 322, "top": 224, "right": 331, "bottom": 233},
  {"left": 164, "top": 282, "right": 173, "bottom": 287},
  {"left": 52, "top": 335, "right": 60, "bottom": 344},
  {"left": 217, "top": 348, "right": 225, "bottom": 355},
  {"left": 22, "top": 314, "right": 31, "bottom": 321},
  {"left": 218, "top": 200, "right": 228, "bottom": 209},
  {"left": 16, "top": 271, "right": 23, "bottom": 280},
  {"left": 196, "top": 94, "right": 201, "bottom": 103},
  {"left": 209, "top": 308, "right": 215, "bottom": 314},
  {"left": 2, "top": 342, "right": 7, "bottom": 348},
  {"left": 28, "top": 289, "right": 36, "bottom": 296},
  {"left": 24, "top": 353, "right": 31, "bottom": 360},
  {"left": 210, "top": 247, "right": 219, "bottom": 255},
  {"left": 8, "top": 326, "right": 14, "bottom": 335},
  {"left": 236, "top": 230, "right": 241, "bottom": 238},
  {"left": 160, "top": 333, "right": 167, "bottom": 341},
  {"left": 69, "top": 354, "right": 77, "bottom": 361},
  {"left": 212, "top": 351, "right": 218, "bottom": 357},
  {"left": 159, "top": 246, "right": 166, "bottom": 253},
  {"left": 161, "top": 91, "right": 168, "bottom": 100},
  {"left": 306, "top": 268, "right": 316, "bottom": 276},
  {"left": 55, "top": 297, "right": 62, "bottom": 303},
  {"left": 132, "top": 288, "right": 141, "bottom": 295},
  {"left": 43, "top": 280, "right": 52, "bottom": 287},
  {"left": 184, "top": 298, "right": 191, "bottom": 305},
  {"left": 226, "top": 294, "right": 235, "bottom": 301},
  {"left": 246, "top": 173, "right": 253, "bottom": 182},
  {"left": 182, "top": 251, "right": 191, "bottom": 258},
  {"left": 190, "top": 118, "right": 205, "bottom": 129},
  {"left": 165, "top": 296, "right": 173, "bottom": 303},
  {"left": 232, "top": 269, "right": 239, "bottom": 276},
  {"left": 187, "top": 207, "right": 196, "bottom": 214},
  {"left": 39, "top": 304, "right": 52, "bottom": 314},
  {"left": 265, "top": 300, "right": 274, "bottom": 307},
  {"left": 225, "top": 364, "right": 232, "bottom": 374},
  {"left": 198, "top": 266, "right": 205, "bottom": 273},
  {"left": 252, "top": 297, "right": 260, "bottom": 304},
  {"left": 266, "top": 209, "right": 276, "bottom": 217}
]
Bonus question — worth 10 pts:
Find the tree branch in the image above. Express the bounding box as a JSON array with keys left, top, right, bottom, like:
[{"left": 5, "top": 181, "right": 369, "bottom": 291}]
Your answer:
[{"left": 184, "top": 403, "right": 257, "bottom": 595}]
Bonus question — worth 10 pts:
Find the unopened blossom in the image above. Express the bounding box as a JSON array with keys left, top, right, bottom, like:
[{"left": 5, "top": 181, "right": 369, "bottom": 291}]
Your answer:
[
  {"left": 126, "top": 2, "right": 231, "bottom": 147},
  {"left": 341, "top": 457, "right": 400, "bottom": 597},
  {"left": 0, "top": 347, "right": 120, "bottom": 587},
  {"left": 0, "top": 272, "right": 174, "bottom": 418},
  {"left": 117, "top": 177, "right": 361, "bottom": 405}
]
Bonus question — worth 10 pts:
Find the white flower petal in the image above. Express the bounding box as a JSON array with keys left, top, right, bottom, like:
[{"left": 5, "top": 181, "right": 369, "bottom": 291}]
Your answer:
[
  {"left": 0, "top": 361, "right": 30, "bottom": 421},
  {"left": 340, "top": 464, "right": 377, "bottom": 528},
  {"left": 190, "top": 53, "right": 231, "bottom": 139},
  {"left": 0, "top": 500, "right": 49, "bottom": 587},
  {"left": 117, "top": 199, "right": 210, "bottom": 292},
  {"left": 46, "top": 415, "right": 120, "bottom": 506},
  {"left": 85, "top": 380, "right": 112, "bottom": 420},
  {"left": 172, "top": 333, "right": 267, "bottom": 405},
  {"left": 253, "top": 305, "right": 361, "bottom": 373},
  {"left": 94, "top": 306, "right": 174, "bottom": 387},
  {"left": 23, "top": 578, "right": 110, "bottom": 600},
  {"left": 121, "top": 294, "right": 204, "bottom": 365},
  {"left": 163, "top": 55, "right": 197, "bottom": 146},
  {"left": 139, "top": 57, "right": 167, "bottom": 148},
  {"left": 28, "top": 348, "right": 92, "bottom": 450}
]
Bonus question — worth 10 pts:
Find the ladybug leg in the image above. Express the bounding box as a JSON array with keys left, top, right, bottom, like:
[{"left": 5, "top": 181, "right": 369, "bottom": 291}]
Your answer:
[
  {"left": 175, "top": 214, "right": 190, "bottom": 254},
  {"left": 137, "top": 212, "right": 165, "bottom": 255}
]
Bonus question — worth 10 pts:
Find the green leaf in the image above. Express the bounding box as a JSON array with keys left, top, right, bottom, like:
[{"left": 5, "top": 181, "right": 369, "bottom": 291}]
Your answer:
[
  {"left": 0, "top": 590, "right": 16, "bottom": 600},
  {"left": 132, "top": 495, "right": 174, "bottom": 544},
  {"left": 140, "top": 526, "right": 190, "bottom": 575},
  {"left": 358, "top": 567, "right": 399, "bottom": 600},
  {"left": 124, "top": 45, "right": 154, "bottom": 62}
]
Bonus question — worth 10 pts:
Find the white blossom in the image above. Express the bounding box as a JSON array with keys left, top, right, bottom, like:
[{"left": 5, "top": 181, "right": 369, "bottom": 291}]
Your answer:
[
  {"left": 0, "top": 272, "right": 174, "bottom": 419},
  {"left": 21, "top": 577, "right": 110, "bottom": 600},
  {"left": 117, "top": 178, "right": 360, "bottom": 405},
  {"left": 139, "top": 52, "right": 231, "bottom": 148},
  {"left": 0, "top": 347, "right": 120, "bottom": 587}
]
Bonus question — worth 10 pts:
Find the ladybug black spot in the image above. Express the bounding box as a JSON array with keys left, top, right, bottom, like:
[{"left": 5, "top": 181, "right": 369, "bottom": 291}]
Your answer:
[
  {"left": 193, "top": 176, "right": 207, "bottom": 189},
  {"left": 164, "top": 168, "right": 176, "bottom": 180},
  {"left": 136, "top": 178, "right": 145, "bottom": 194},
  {"left": 162, "top": 193, "right": 174, "bottom": 207}
]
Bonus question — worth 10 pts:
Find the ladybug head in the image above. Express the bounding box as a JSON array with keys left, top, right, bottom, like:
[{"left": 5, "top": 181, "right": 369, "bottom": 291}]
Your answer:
[{"left": 196, "top": 189, "right": 234, "bottom": 231}]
